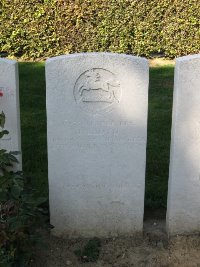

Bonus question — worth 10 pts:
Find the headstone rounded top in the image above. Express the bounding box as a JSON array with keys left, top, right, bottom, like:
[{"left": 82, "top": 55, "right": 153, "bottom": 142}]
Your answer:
[
  {"left": 176, "top": 54, "right": 200, "bottom": 63},
  {"left": 0, "top": 58, "right": 17, "bottom": 65},
  {"left": 46, "top": 52, "right": 148, "bottom": 65}
]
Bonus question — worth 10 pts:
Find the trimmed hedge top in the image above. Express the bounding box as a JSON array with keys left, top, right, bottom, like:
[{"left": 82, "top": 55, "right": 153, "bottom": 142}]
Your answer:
[{"left": 1, "top": 0, "right": 200, "bottom": 59}]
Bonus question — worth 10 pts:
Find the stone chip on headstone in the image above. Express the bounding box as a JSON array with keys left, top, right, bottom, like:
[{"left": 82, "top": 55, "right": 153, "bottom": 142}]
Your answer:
[
  {"left": 167, "top": 54, "right": 200, "bottom": 235},
  {"left": 0, "top": 59, "right": 21, "bottom": 170},
  {"left": 46, "top": 53, "right": 149, "bottom": 238}
]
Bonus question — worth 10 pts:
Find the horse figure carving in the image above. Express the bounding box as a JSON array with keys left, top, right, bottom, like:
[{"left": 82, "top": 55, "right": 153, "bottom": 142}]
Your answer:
[{"left": 78, "top": 69, "right": 120, "bottom": 103}]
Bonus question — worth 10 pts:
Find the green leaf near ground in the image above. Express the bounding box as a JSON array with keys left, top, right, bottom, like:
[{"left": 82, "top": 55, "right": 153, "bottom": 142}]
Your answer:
[{"left": 75, "top": 237, "right": 101, "bottom": 262}]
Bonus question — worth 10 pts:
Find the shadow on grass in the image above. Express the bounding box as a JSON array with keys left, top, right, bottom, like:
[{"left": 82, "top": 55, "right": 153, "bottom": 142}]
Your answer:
[
  {"left": 19, "top": 62, "right": 48, "bottom": 197},
  {"left": 145, "top": 65, "right": 174, "bottom": 212}
]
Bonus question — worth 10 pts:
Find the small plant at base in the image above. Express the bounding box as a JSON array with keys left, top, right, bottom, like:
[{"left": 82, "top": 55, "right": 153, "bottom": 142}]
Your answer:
[
  {"left": 75, "top": 237, "right": 101, "bottom": 262},
  {"left": 0, "top": 110, "right": 48, "bottom": 266}
]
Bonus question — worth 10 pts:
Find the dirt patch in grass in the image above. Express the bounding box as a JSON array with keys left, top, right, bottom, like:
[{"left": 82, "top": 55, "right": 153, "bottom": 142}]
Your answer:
[{"left": 31, "top": 219, "right": 200, "bottom": 267}]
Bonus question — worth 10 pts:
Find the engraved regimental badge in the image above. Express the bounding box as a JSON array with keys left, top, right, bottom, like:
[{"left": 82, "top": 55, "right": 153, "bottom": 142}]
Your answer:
[{"left": 74, "top": 68, "right": 121, "bottom": 113}]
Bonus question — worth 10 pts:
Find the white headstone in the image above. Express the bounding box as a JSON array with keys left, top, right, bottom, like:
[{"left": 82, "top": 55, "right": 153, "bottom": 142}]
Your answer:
[
  {"left": 0, "top": 59, "right": 21, "bottom": 170},
  {"left": 167, "top": 54, "right": 200, "bottom": 235},
  {"left": 46, "top": 53, "right": 149, "bottom": 238}
]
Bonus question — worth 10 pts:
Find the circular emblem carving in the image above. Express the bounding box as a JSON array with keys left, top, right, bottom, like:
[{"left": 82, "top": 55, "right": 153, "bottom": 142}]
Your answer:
[{"left": 74, "top": 68, "right": 121, "bottom": 113}]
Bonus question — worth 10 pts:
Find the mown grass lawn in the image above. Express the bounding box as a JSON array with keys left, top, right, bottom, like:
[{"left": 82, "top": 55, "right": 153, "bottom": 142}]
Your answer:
[
  {"left": 145, "top": 65, "right": 174, "bottom": 208},
  {"left": 19, "top": 63, "right": 48, "bottom": 198},
  {"left": 19, "top": 62, "right": 174, "bottom": 209}
]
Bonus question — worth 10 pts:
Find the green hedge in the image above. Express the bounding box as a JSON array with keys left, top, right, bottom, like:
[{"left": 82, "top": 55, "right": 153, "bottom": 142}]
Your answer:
[{"left": 1, "top": 0, "right": 200, "bottom": 59}]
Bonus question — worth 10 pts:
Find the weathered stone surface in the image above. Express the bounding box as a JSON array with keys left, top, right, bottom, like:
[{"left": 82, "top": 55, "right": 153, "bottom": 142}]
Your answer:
[
  {"left": 0, "top": 59, "right": 21, "bottom": 170},
  {"left": 167, "top": 54, "right": 200, "bottom": 235},
  {"left": 46, "top": 53, "right": 149, "bottom": 238}
]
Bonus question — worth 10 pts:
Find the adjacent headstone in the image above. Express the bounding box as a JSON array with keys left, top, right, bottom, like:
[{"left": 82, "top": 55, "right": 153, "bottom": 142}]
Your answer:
[
  {"left": 0, "top": 59, "right": 21, "bottom": 170},
  {"left": 46, "top": 53, "right": 149, "bottom": 238},
  {"left": 167, "top": 54, "right": 200, "bottom": 235}
]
